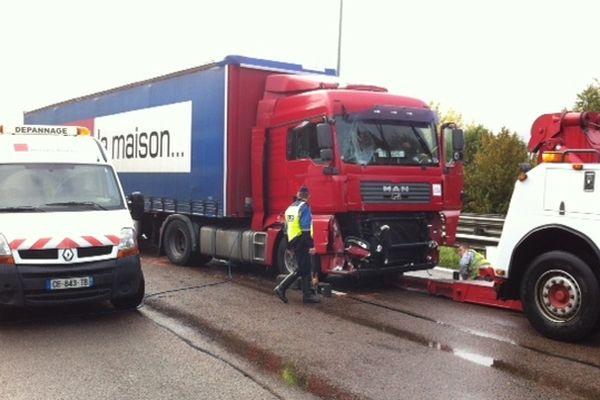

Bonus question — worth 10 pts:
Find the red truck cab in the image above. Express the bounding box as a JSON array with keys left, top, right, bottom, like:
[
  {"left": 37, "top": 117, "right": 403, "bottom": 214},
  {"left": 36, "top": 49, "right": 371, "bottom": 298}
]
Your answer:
[{"left": 252, "top": 74, "right": 464, "bottom": 275}]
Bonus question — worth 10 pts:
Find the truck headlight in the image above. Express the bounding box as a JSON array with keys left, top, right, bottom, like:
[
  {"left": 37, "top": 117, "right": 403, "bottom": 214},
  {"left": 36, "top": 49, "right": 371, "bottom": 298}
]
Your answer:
[
  {"left": 0, "top": 233, "right": 15, "bottom": 264},
  {"left": 117, "top": 227, "right": 139, "bottom": 258}
]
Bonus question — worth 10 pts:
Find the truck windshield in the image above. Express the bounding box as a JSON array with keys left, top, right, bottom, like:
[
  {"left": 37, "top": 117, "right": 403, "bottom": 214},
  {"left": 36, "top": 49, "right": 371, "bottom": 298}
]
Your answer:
[
  {"left": 335, "top": 117, "right": 439, "bottom": 166},
  {"left": 0, "top": 164, "right": 124, "bottom": 211}
]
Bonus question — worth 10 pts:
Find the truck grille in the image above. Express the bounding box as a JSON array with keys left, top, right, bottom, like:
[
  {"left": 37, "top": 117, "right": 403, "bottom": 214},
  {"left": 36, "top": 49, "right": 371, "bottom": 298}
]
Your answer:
[{"left": 361, "top": 182, "right": 431, "bottom": 204}]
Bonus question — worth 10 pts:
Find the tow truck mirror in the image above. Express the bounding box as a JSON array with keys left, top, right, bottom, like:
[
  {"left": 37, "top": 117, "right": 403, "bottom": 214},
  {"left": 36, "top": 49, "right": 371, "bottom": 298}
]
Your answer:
[
  {"left": 316, "top": 123, "right": 332, "bottom": 149},
  {"left": 128, "top": 192, "right": 145, "bottom": 221}
]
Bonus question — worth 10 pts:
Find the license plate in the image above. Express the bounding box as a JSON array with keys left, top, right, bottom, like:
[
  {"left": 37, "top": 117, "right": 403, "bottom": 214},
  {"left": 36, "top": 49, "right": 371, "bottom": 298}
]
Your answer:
[{"left": 46, "top": 276, "right": 94, "bottom": 291}]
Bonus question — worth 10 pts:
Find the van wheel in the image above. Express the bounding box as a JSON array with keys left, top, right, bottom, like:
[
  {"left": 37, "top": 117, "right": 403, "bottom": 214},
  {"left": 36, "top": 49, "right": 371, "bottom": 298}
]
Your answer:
[
  {"left": 112, "top": 276, "right": 145, "bottom": 310},
  {"left": 276, "top": 237, "right": 297, "bottom": 275},
  {"left": 164, "top": 219, "right": 194, "bottom": 265},
  {"left": 521, "top": 251, "right": 600, "bottom": 342}
]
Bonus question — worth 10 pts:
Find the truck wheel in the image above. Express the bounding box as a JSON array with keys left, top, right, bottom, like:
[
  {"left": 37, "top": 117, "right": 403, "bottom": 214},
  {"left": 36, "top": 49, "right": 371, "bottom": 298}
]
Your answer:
[
  {"left": 192, "top": 252, "right": 213, "bottom": 266},
  {"left": 521, "top": 251, "right": 600, "bottom": 341},
  {"left": 276, "top": 237, "right": 298, "bottom": 275},
  {"left": 164, "top": 219, "right": 194, "bottom": 265},
  {"left": 111, "top": 276, "right": 145, "bottom": 310}
]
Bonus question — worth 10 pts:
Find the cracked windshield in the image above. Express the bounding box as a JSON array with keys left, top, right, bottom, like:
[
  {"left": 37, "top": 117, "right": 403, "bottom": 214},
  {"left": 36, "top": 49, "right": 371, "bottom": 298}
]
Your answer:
[{"left": 335, "top": 117, "right": 439, "bottom": 166}]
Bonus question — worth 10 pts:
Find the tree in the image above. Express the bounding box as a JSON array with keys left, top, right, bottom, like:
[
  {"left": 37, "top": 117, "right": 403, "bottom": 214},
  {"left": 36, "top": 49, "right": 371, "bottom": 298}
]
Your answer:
[
  {"left": 429, "top": 102, "right": 463, "bottom": 127},
  {"left": 463, "top": 124, "right": 492, "bottom": 167},
  {"left": 574, "top": 79, "right": 600, "bottom": 112},
  {"left": 464, "top": 127, "right": 528, "bottom": 214}
]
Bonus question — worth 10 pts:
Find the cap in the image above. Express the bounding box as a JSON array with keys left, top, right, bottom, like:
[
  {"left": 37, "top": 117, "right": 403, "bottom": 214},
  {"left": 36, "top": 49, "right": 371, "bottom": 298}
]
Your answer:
[{"left": 298, "top": 185, "right": 310, "bottom": 197}]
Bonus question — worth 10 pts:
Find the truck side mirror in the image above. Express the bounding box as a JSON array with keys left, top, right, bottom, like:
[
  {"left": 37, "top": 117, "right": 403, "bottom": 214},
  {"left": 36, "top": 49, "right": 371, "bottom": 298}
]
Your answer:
[
  {"left": 452, "top": 128, "right": 464, "bottom": 152},
  {"left": 316, "top": 123, "right": 332, "bottom": 149},
  {"left": 320, "top": 148, "right": 333, "bottom": 162},
  {"left": 128, "top": 191, "right": 145, "bottom": 220}
]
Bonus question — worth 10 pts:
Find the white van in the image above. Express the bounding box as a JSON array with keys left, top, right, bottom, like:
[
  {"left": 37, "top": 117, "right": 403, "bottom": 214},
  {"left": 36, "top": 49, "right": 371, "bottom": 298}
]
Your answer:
[{"left": 0, "top": 125, "right": 144, "bottom": 313}]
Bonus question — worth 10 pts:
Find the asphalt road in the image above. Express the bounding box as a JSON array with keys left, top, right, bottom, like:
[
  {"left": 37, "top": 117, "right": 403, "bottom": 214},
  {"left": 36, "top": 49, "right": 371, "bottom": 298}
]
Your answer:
[{"left": 2, "top": 254, "right": 599, "bottom": 399}]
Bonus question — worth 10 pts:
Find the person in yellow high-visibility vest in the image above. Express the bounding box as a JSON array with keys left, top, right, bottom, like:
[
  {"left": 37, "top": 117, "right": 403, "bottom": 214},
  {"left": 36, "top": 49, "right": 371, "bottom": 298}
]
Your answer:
[
  {"left": 274, "top": 186, "right": 320, "bottom": 304},
  {"left": 457, "top": 243, "right": 491, "bottom": 280}
]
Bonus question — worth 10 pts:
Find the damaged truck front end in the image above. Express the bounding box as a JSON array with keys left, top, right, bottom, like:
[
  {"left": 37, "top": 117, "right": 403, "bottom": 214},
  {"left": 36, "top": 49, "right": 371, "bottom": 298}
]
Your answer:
[{"left": 324, "top": 211, "right": 442, "bottom": 276}]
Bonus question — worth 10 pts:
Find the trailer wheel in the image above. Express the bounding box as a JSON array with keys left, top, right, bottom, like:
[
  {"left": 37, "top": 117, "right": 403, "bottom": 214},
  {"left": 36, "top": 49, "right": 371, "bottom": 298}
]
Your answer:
[
  {"left": 164, "top": 219, "right": 194, "bottom": 265},
  {"left": 276, "top": 237, "right": 298, "bottom": 275},
  {"left": 521, "top": 251, "right": 600, "bottom": 341}
]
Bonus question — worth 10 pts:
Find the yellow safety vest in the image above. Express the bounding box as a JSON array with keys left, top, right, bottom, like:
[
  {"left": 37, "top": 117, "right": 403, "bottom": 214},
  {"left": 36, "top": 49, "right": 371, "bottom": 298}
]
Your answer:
[
  {"left": 468, "top": 250, "right": 491, "bottom": 279},
  {"left": 285, "top": 201, "right": 313, "bottom": 242}
]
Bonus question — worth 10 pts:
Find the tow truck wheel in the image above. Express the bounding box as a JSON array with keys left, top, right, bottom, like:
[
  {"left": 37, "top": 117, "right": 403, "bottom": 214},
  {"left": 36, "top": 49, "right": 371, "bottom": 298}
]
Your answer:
[
  {"left": 521, "top": 251, "right": 600, "bottom": 342},
  {"left": 276, "top": 237, "right": 298, "bottom": 275},
  {"left": 164, "top": 219, "right": 194, "bottom": 265},
  {"left": 111, "top": 276, "right": 145, "bottom": 310}
]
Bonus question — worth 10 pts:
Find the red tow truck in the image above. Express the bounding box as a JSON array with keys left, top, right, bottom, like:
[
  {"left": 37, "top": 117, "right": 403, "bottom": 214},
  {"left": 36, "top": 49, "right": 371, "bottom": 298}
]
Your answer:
[{"left": 400, "top": 111, "right": 600, "bottom": 342}]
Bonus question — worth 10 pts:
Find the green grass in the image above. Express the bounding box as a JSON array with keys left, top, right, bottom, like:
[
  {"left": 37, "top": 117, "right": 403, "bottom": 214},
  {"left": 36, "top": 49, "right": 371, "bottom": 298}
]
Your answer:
[{"left": 438, "top": 246, "right": 460, "bottom": 269}]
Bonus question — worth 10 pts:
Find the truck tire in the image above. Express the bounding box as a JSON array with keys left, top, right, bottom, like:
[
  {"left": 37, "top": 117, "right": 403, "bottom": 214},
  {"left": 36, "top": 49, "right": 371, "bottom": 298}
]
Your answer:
[
  {"left": 192, "top": 252, "right": 213, "bottom": 266},
  {"left": 520, "top": 251, "right": 600, "bottom": 342},
  {"left": 276, "top": 237, "right": 298, "bottom": 275},
  {"left": 111, "top": 276, "right": 145, "bottom": 310},
  {"left": 164, "top": 219, "right": 194, "bottom": 265}
]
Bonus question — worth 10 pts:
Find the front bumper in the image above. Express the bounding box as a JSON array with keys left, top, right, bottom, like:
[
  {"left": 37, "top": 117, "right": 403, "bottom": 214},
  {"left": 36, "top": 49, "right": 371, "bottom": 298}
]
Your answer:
[{"left": 0, "top": 255, "right": 143, "bottom": 308}]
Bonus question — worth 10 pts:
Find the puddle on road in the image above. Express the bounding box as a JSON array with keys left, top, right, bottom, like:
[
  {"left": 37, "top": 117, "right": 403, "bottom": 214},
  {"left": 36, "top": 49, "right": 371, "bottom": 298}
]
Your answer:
[
  {"left": 453, "top": 350, "right": 495, "bottom": 367},
  {"left": 324, "top": 297, "right": 600, "bottom": 399}
]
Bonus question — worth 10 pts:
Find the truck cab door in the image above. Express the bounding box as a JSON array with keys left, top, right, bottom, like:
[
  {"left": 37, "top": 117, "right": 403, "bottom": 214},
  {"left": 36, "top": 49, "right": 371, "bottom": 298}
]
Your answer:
[
  {"left": 269, "top": 120, "right": 339, "bottom": 211},
  {"left": 442, "top": 125, "right": 464, "bottom": 212}
]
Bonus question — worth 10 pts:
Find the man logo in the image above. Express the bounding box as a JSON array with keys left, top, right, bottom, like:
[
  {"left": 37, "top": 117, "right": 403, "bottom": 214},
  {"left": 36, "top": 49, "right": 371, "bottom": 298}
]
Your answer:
[
  {"left": 383, "top": 185, "right": 410, "bottom": 193},
  {"left": 383, "top": 184, "right": 410, "bottom": 200}
]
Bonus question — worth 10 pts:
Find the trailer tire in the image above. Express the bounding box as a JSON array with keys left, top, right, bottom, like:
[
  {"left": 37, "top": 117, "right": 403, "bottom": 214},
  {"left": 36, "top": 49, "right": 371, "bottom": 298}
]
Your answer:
[
  {"left": 111, "top": 276, "right": 145, "bottom": 310},
  {"left": 276, "top": 237, "right": 298, "bottom": 275},
  {"left": 164, "top": 219, "right": 194, "bottom": 265},
  {"left": 521, "top": 251, "right": 600, "bottom": 342}
]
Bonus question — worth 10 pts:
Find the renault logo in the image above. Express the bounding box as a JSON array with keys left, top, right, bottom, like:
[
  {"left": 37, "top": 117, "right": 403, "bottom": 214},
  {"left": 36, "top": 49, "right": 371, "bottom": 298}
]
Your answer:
[{"left": 61, "top": 248, "right": 74, "bottom": 262}]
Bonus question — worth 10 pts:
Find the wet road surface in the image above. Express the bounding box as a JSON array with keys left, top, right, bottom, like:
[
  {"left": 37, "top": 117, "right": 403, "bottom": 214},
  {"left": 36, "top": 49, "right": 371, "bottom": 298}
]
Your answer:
[
  {"left": 2, "top": 254, "right": 599, "bottom": 399},
  {"left": 140, "top": 255, "right": 600, "bottom": 399}
]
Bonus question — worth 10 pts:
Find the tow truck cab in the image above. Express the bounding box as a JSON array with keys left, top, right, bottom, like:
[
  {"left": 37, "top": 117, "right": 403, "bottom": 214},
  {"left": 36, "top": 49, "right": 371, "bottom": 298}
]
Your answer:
[{"left": 0, "top": 124, "right": 144, "bottom": 311}]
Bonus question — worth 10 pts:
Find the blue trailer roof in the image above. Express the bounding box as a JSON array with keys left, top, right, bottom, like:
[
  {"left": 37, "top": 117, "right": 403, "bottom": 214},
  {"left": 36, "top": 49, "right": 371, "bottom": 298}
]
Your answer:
[
  {"left": 220, "top": 55, "right": 337, "bottom": 76},
  {"left": 25, "top": 55, "right": 336, "bottom": 115}
]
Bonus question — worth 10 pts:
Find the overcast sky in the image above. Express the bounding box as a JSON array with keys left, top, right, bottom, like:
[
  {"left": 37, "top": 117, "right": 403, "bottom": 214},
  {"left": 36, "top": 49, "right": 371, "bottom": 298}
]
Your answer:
[{"left": 2, "top": 0, "right": 599, "bottom": 139}]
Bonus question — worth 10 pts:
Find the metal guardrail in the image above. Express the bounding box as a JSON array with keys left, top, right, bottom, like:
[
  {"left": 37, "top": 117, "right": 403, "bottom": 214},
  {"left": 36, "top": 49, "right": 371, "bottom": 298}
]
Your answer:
[{"left": 456, "top": 213, "right": 505, "bottom": 249}]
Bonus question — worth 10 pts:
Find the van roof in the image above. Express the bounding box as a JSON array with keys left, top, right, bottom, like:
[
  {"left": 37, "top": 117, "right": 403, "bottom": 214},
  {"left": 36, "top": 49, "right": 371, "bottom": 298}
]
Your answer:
[{"left": 0, "top": 134, "right": 108, "bottom": 164}]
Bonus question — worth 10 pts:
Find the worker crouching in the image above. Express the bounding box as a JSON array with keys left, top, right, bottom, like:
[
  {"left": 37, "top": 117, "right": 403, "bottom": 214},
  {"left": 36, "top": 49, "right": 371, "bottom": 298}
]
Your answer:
[{"left": 457, "top": 243, "right": 491, "bottom": 280}]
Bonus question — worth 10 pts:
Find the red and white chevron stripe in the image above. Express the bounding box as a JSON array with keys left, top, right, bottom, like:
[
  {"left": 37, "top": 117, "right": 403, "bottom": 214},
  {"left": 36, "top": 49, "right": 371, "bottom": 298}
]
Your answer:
[{"left": 9, "top": 235, "right": 120, "bottom": 250}]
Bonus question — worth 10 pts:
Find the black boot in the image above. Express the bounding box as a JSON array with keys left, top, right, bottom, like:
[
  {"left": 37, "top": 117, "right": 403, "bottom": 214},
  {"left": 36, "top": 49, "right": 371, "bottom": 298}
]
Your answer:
[
  {"left": 302, "top": 277, "right": 320, "bottom": 304},
  {"left": 274, "top": 271, "right": 298, "bottom": 304}
]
